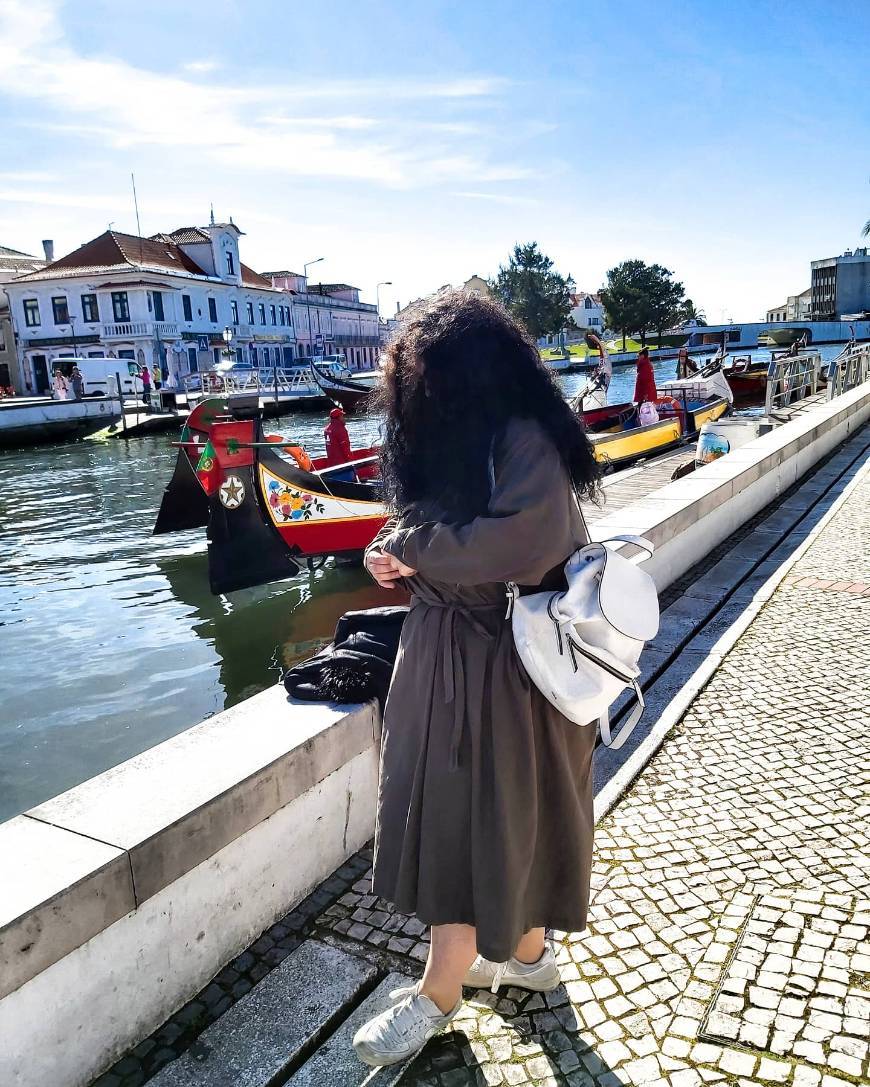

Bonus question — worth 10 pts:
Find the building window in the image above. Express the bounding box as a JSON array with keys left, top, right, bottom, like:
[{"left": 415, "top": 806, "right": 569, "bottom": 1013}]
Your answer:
[
  {"left": 24, "top": 299, "right": 41, "bottom": 327},
  {"left": 278, "top": 305, "right": 285, "bottom": 325},
  {"left": 251, "top": 345, "right": 258, "bottom": 365},
  {"left": 111, "top": 292, "right": 130, "bottom": 321},
  {"left": 187, "top": 347, "right": 198, "bottom": 373},
  {"left": 246, "top": 302, "right": 254, "bottom": 323},
  {"left": 230, "top": 300, "right": 239, "bottom": 325},
  {"left": 226, "top": 251, "right": 235, "bottom": 276},
  {"left": 258, "top": 303, "right": 266, "bottom": 324},
  {"left": 182, "top": 294, "right": 192, "bottom": 321},
  {"left": 81, "top": 294, "right": 99, "bottom": 323},
  {"left": 208, "top": 297, "right": 217, "bottom": 323},
  {"left": 52, "top": 296, "right": 70, "bottom": 324},
  {"left": 213, "top": 347, "right": 220, "bottom": 365},
  {"left": 153, "top": 291, "right": 165, "bottom": 322},
  {"left": 270, "top": 304, "right": 277, "bottom": 326}
]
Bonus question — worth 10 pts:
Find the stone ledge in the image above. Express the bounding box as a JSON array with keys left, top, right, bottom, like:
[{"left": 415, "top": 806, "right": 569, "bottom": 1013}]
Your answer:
[
  {"left": 1, "top": 688, "right": 377, "bottom": 998},
  {"left": 0, "top": 815, "right": 135, "bottom": 1001}
]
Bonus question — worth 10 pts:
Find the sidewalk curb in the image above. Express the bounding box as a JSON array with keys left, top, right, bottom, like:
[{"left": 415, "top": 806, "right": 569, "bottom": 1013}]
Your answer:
[{"left": 594, "top": 450, "right": 870, "bottom": 825}]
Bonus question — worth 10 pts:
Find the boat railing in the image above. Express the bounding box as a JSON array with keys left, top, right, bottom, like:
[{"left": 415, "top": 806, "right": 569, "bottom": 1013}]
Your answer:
[
  {"left": 764, "top": 350, "right": 820, "bottom": 415},
  {"left": 827, "top": 341, "right": 870, "bottom": 400}
]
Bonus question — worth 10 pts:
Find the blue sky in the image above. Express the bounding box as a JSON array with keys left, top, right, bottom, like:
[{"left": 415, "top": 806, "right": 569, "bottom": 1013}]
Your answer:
[{"left": 1, "top": 0, "right": 868, "bottom": 321}]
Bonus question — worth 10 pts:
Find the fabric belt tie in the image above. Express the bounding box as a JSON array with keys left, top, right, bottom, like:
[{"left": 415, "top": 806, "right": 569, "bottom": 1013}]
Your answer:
[{"left": 409, "top": 596, "right": 503, "bottom": 772}]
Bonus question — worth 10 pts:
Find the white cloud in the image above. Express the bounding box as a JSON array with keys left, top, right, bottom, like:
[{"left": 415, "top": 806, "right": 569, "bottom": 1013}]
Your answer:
[
  {"left": 0, "top": 0, "right": 520, "bottom": 188},
  {"left": 182, "top": 59, "right": 220, "bottom": 74}
]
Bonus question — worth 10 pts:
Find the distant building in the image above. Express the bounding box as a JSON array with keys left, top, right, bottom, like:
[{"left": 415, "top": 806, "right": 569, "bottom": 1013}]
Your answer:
[
  {"left": 0, "top": 243, "right": 47, "bottom": 393},
  {"left": 811, "top": 248, "right": 870, "bottom": 320},
  {"left": 264, "top": 273, "right": 379, "bottom": 369},
  {"left": 6, "top": 219, "right": 296, "bottom": 394},
  {"left": 462, "top": 275, "right": 490, "bottom": 296},
  {"left": 569, "top": 291, "right": 604, "bottom": 331}
]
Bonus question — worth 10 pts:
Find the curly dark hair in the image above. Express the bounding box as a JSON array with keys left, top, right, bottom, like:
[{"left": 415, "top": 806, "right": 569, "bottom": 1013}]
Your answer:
[{"left": 376, "top": 289, "right": 600, "bottom": 520}]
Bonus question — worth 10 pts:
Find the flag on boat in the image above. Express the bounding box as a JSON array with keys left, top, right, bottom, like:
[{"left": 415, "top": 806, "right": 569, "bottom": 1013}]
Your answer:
[{"left": 195, "top": 439, "right": 220, "bottom": 495}]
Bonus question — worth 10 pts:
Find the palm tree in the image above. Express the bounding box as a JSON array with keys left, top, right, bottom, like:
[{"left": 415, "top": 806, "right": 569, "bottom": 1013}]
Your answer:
[
  {"left": 862, "top": 219, "right": 869, "bottom": 238},
  {"left": 680, "top": 299, "right": 707, "bottom": 325}
]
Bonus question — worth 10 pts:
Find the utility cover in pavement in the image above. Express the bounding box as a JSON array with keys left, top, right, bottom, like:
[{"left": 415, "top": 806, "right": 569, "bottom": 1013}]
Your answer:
[
  {"left": 149, "top": 941, "right": 377, "bottom": 1086},
  {"left": 287, "top": 972, "right": 415, "bottom": 1086}
]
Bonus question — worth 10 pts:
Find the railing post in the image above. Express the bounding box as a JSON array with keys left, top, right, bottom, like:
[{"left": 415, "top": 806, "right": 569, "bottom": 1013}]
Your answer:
[{"left": 764, "top": 356, "right": 778, "bottom": 415}]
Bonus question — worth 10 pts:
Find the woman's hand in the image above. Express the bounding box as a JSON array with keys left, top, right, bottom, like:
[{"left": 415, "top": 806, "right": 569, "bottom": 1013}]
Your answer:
[{"left": 365, "top": 548, "right": 417, "bottom": 589}]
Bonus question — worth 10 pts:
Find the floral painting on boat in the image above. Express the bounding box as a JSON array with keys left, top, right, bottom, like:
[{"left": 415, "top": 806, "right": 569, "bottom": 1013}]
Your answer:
[{"left": 267, "top": 481, "right": 326, "bottom": 521}]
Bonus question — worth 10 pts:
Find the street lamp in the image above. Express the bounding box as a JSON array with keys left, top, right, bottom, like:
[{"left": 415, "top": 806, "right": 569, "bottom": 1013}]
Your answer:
[
  {"left": 222, "top": 325, "right": 233, "bottom": 363},
  {"left": 303, "top": 257, "right": 324, "bottom": 359},
  {"left": 375, "top": 282, "right": 392, "bottom": 368},
  {"left": 376, "top": 281, "right": 392, "bottom": 315}
]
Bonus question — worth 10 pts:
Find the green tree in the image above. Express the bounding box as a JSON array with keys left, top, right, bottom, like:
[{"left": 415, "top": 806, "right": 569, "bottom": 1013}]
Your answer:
[
  {"left": 599, "top": 260, "right": 650, "bottom": 349},
  {"left": 491, "top": 242, "right": 572, "bottom": 341},
  {"left": 600, "top": 260, "right": 686, "bottom": 347}
]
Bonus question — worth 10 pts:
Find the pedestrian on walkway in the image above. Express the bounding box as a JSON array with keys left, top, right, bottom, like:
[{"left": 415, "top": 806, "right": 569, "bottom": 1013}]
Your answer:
[
  {"left": 139, "top": 362, "right": 152, "bottom": 411},
  {"left": 354, "top": 289, "right": 602, "bottom": 1068},
  {"left": 52, "top": 366, "right": 70, "bottom": 400},
  {"left": 70, "top": 365, "right": 85, "bottom": 400},
  {"left": 634, "top": 346, "right": 657, "bottom": 405}
]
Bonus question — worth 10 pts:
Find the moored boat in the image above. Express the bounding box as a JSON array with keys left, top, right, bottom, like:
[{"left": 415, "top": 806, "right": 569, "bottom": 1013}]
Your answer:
[
  {"left": 579, "top": 375, "right": 730, "bottom": 469},
  {"left": 153, "top": 395, "right": 386, "bottom": 593},
  {"left": 309, "top": 358, "right": 379, "bottom": 413},
  {"left": 0, "top": 395, "right": 122, "bottom": 449}
]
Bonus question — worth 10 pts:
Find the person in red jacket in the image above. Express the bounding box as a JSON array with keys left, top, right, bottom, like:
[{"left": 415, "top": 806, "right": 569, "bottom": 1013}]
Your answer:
[
  {"left": 324, "top": 407, "right": 353, "bottom": 465},
  {"left": 633, "top": 347, "right": 658, "bottom": 405}
]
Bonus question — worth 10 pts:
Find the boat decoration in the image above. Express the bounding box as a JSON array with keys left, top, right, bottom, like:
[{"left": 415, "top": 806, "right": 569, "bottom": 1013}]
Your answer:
[{"left": 153, "top": 395, "right": 387, "bottom": 594}]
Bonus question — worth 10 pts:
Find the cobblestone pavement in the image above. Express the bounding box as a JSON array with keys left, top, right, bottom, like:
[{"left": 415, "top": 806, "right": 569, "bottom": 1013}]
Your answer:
[
  {"left": 311, "top": 464, "right": 870, "bottom": 1086},
  {"left": 108, "top": 457, "right": 869, "bottom": 1087}
]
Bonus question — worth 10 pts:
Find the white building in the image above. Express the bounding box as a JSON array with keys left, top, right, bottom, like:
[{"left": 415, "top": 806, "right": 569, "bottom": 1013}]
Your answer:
[
  {"left": 264, "top": 272, "right": 379, "bottom": 370},
  {"left": 5, "top": 218, "right": 380, "bottom": 393},
  {"left": 6, "top": 220, "right": 297, "bottom": 394},
  {"left": 569, "top": 291, "right": 604, "bottom": 331},
  {"left": 1, "top": 243, "right": 47, "bottom": 393}
]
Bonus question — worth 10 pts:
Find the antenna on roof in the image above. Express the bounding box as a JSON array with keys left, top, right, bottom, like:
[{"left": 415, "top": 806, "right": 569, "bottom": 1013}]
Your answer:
[
  {"left": 209, "top": 204, "right": 215, "bottom": 225},
  {"left": 131, "top": 172, "right": 144, "bottom": 264}
]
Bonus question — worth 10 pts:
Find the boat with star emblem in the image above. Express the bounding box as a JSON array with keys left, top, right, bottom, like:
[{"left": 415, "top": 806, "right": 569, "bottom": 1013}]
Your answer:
[{"left": 153, "top": 395, "right": 387, "bottom": 593}]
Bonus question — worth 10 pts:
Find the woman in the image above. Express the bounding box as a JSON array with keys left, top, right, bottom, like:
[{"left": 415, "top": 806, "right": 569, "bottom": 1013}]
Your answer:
[
  {"left": 353, "top": 291, "right": 601, "bottom": 1067},
  {"left": 52, "top": 367, "right": 70, "bottom": 400},
  {"left": 633, "top": 346, "right": 657, "bottom": 405},
  {"left": 676, "top": 346, "right": 698, "bottom": 380}
]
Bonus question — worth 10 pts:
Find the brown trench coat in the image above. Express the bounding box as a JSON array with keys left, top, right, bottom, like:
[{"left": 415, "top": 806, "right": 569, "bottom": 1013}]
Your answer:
[{"left": 368, "top": 416, "right": 596, "bottom": 962}]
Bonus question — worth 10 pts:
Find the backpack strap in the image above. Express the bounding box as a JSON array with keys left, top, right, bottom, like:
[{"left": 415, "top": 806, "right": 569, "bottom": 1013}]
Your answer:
[{"left": 599, "top": 680, "right": 645, "bottom": 749}]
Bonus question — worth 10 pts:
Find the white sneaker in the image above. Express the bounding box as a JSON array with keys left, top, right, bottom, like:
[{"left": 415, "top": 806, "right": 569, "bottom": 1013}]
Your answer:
[
  {"left": 352, "top": 984, "right": 461, "bottom": 1068},
  {"left": 463, "top": 945, "right": 561, "bottom": 993}
]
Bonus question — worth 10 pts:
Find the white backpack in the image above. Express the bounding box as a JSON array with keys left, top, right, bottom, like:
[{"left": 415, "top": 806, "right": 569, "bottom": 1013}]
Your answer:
[{"left": 507, "top": 535, "right": 660, "bottom": 749}]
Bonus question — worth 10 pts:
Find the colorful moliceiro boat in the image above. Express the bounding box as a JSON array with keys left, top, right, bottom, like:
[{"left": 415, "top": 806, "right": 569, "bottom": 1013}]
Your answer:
[
  {"left": 153, "top": 395, "right": 387, "bottom": 594},
  {"left": 581, "top": 370, "right": 731, "bottom": 468}
]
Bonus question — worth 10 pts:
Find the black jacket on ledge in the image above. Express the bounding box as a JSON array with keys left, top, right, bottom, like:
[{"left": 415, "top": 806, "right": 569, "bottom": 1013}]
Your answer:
[{"left": 282, "top": 606, "right": 408, "bottom": 709}]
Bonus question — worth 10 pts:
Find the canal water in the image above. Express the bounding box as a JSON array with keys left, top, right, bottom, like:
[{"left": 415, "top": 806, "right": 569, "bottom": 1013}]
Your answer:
[{"left": 0, "top": 350, "right": 839, "bottom": 820}]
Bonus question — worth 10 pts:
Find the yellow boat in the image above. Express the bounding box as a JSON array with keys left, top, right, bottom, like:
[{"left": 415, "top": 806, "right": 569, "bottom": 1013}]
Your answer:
[{"left": 581, "top": 395, "right": 729, "bottom": 469}]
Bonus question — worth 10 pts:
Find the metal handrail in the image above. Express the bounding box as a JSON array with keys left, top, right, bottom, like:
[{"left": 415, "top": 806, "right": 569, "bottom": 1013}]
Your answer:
[
  {"left": 827, "top": 341, "right": 870, "bottom": 400},
  {"left": 182, "top": 362, "right": 348, "bottom": 400},
  {"left": 764, "top": 350, "right": 820, "bottom": 415}
]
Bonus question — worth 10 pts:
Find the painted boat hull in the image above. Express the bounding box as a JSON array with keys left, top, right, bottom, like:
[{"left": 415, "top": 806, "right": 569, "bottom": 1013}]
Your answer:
[
  {"left": 581, "top": 396, "right": 729, "bottom": 468},
  {"left": 153, "top": 396, "right": 386, "bottom": 593}
]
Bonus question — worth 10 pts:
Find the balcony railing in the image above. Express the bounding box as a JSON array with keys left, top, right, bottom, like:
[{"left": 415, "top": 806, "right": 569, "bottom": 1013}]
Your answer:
[{"left": 102, "top": 321, "right": 179, "bottom": 340}]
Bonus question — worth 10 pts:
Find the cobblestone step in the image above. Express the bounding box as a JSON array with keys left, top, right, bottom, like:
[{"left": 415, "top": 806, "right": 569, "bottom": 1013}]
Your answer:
[
  {"left": 287, "top": 972, "right": 415, "bottom": 1086},
  {"left": 148, "top": 941, "right": 377, "bottom": 1086}
]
